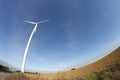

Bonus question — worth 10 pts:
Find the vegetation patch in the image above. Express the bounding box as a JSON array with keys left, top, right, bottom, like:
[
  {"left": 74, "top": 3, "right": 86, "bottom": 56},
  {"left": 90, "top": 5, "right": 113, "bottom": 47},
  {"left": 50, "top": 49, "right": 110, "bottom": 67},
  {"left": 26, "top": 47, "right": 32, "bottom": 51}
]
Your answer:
[{"left": 85, "top": 61, "right": 120, "bottom": 80}]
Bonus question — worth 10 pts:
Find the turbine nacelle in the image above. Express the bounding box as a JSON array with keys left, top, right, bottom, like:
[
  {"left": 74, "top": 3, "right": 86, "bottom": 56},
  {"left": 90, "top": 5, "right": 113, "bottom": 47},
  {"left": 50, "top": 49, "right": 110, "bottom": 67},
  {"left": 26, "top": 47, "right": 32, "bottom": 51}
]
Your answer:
[{"left": 25, "top": 19, "right": 50, "bottom": 25}]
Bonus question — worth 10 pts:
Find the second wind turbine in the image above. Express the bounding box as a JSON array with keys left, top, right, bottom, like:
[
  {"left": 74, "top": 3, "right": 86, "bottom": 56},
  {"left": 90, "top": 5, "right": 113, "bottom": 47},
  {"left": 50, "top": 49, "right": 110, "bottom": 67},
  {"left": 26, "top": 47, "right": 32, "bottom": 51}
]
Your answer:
[{"left": 21, "top": 19, "right": 49, "bottom": 73}]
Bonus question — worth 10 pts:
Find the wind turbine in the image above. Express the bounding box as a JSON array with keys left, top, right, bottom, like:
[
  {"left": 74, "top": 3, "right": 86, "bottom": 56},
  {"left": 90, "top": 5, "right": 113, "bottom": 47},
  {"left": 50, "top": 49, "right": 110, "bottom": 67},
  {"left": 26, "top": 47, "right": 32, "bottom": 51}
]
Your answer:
[{"left": 21, "top": 19, "right": 49, "bottom": 73}]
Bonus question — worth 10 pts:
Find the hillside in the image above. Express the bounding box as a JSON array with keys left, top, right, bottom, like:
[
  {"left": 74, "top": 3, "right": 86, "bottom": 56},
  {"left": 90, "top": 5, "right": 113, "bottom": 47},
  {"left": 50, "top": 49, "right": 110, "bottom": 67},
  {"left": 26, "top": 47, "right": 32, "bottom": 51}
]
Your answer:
[
  {"left": 77, "top": 47, "right": 120, "bottom": 73},
  {"left": 4, "top": 47, "right": 120, "bottom": 80},
  {"left": 54, "top": 47, "right": 120, "bottom": 79},
  {"left": 26, "top": 47, "right": 120, "bottom": 80}
]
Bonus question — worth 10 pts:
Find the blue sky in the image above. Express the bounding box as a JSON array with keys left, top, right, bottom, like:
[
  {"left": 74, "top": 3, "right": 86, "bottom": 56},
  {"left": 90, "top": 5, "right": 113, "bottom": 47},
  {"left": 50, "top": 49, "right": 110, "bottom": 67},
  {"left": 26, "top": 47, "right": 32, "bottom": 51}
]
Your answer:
[{"left": 0, "top": 0, "right": 120, "bottom": 72}]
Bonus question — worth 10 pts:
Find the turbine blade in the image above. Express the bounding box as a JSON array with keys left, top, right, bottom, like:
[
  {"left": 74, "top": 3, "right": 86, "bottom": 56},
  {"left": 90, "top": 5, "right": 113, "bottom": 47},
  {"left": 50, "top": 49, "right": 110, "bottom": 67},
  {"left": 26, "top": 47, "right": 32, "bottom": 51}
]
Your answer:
[
  {"left": 38, "top": 19, "right": 50, "bottom": 24},
  {"left": 25, "top": 21, "right": 36, "bottom": 24}
]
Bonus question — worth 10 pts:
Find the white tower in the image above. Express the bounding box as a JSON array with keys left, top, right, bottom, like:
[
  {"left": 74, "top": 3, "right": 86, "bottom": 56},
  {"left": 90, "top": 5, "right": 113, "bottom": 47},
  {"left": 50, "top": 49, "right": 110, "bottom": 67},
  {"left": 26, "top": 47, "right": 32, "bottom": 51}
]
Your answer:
[{"left": 21, "top": 19, "right": 49, "bottom": 73}]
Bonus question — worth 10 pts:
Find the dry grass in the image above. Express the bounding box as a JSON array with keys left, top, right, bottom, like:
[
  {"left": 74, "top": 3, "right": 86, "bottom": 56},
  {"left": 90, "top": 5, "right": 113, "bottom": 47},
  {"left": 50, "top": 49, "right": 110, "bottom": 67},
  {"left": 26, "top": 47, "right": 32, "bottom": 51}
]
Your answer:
[{"left": 5, "top": 47, "right": 120, "bottom": 80}]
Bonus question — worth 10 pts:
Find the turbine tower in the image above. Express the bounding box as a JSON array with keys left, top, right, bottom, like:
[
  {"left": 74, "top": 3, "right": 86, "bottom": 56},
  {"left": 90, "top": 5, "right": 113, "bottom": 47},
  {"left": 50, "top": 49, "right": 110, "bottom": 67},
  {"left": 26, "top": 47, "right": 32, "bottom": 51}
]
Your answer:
[{"left": 21, "top": 19, "right": 49, "bottom": 73}]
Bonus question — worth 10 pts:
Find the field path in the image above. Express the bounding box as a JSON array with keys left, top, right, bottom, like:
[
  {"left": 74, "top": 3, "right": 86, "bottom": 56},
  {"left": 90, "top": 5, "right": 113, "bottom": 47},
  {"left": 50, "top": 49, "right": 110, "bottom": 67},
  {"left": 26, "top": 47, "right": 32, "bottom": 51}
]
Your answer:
[{"left": 0, "top": 72, "right": 14, "bottom": 80}]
